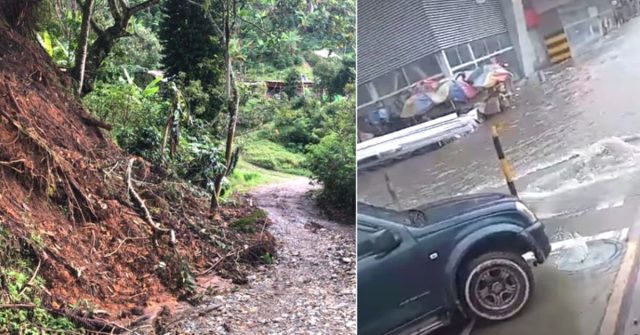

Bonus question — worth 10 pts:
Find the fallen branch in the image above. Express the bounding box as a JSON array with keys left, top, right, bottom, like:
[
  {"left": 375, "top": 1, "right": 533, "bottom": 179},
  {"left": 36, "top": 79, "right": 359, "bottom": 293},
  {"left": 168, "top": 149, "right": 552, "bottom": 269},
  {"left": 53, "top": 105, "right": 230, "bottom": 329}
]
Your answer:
[
  {"left": 57, "top": 309, "right": 130, "bottom": 334},
  {"left": 80, "top": 115, "right": 113, "bottom": 130},
  {"left": 127, "top": 158, "right": 175, "bottom": 244},
  {"left": 104, "top": 236, "right": 147, "bottom": 257},
  {"left": 197, "top": 248, "right": 242, "bottom": 276},
  {"left": 104, "top": 238, "right": 128, "bottom": 258},
  {"left": 0, "top": 159, "right": 25, "bottom": 173}
]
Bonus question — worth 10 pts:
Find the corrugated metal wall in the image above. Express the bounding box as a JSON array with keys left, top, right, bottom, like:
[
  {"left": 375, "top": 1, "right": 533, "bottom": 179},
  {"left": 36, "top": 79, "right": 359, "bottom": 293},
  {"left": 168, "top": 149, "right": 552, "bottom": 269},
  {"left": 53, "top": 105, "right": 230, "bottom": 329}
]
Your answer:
[
  {"left": 422, "top": 0, "right": 509, "bottom": 50},
  {"left": 357, "top": 0, "right": 437, "bottom": 83},
  {"left": 357, "top": 0, "right": 510, "bottom": 84}
]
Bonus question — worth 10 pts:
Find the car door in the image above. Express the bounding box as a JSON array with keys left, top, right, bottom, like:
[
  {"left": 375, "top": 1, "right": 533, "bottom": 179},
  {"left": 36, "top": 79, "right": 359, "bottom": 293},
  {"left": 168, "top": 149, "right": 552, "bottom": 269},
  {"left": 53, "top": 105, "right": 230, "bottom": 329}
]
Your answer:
[{"left": 357, "top": 215, "right": 446, "bottom": 335}]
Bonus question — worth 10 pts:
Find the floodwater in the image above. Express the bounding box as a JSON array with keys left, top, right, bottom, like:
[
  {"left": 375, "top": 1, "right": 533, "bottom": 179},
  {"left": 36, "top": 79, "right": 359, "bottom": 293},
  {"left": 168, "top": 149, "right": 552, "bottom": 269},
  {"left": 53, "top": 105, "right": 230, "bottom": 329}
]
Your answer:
[
  {"left": 358, "top": 20, "right": 640, "bottom": 220},
  {"left": 358, "top": 18, "right": 640, "bottom": 335}
]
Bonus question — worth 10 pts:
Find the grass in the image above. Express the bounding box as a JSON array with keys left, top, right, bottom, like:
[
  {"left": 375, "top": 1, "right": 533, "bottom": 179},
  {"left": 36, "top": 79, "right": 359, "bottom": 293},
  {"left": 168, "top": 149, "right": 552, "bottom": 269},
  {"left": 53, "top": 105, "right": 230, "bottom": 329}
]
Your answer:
[
  {"left": 230, "top": 209, "right": 268, "bottom": 233},
  {"left": 224, "top": 160, "right": 300, "bottom": 198},
  {"left": 241, "top": 138, "right": 309, "bottom": 176},
  {"left": 225, "top": 130, "right": 309, "bottom": 198}
]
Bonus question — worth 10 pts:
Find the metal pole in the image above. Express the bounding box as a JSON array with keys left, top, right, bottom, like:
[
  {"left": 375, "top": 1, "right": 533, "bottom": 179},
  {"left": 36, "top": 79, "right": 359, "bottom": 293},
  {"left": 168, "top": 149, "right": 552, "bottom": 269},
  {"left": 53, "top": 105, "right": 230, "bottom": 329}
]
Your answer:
[
  {"left": 492, "top": 125, "right": 518, "bottom": 197},
  {"left": 384, "top": 172, "right": 402, "bottom": 210}
]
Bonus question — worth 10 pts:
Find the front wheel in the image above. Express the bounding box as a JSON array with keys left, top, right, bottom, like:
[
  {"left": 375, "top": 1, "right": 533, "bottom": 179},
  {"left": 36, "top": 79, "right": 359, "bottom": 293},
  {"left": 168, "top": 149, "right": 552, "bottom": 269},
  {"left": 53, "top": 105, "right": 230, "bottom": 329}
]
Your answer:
[{"left": 461, "top": 251, "right": 533, "bottom": 321}]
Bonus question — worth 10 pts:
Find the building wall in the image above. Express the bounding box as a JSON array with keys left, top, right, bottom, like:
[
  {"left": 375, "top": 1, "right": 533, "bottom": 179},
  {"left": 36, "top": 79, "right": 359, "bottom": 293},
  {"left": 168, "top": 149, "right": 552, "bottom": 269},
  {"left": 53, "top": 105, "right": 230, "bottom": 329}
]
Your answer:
[
  {"left": 520, "top": 0, "right": 613, "bottom": 69},
  {"left": 357, "top": 0, "right": 511, "bottom": 84},
  {"left": 421, "top": 0, "right": 509, "bottom": 50},
  {"left": 357, "top": 0, "right": 438, "bottom": 84},
  {"left": 558, "top": 0, "right": 613, "bottom": 54}
]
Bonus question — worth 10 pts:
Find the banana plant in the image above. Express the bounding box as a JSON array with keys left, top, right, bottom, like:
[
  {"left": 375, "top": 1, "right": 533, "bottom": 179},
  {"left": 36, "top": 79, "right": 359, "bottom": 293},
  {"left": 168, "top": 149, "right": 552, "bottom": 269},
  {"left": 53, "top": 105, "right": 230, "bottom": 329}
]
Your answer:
[
  {"left": 161, "top": 82, "right": 191, "bottom": 161},
  {"left": 37, "top": 30, "right": 74, "bottom": 68}
]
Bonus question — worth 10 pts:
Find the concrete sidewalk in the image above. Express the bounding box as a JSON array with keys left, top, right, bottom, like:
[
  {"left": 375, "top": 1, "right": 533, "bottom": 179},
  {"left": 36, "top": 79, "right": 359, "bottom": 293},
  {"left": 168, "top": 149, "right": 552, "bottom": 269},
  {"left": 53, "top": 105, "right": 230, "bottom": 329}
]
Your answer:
[{"left": 622, "top": 265, "right": 640, "bottom": 335}]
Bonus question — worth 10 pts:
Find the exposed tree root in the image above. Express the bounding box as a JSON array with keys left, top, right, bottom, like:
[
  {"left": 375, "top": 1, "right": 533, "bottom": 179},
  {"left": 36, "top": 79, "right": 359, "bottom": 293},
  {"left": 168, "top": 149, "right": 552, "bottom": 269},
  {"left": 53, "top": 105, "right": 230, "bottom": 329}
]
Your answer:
[{"left": 1, "top": 85, "right": 97, "bottom": 223}]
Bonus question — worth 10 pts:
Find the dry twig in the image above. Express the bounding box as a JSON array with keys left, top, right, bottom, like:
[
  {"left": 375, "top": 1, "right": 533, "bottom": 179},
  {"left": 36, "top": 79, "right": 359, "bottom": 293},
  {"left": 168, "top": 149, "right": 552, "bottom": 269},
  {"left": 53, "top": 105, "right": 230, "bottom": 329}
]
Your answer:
[
  {"left": 18, "top": 257, "right": 41, "bottom": 297},
  {"left": 127, "top": 158, "right": 169, "bottom": 233}
]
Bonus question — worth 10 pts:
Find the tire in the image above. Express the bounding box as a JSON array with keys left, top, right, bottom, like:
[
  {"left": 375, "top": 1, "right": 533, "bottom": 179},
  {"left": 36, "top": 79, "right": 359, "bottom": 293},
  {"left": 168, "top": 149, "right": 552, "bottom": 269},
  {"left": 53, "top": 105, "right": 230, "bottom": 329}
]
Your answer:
[{"left": 460, "top": 251, "right": 533, "bottom": 321}]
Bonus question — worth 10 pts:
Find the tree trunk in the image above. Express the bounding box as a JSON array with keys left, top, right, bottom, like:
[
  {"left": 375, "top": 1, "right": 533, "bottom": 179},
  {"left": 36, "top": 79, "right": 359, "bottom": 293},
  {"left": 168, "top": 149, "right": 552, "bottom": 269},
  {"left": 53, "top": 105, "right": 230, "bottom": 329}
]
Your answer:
[
  {"left": 160, "top": 116, "right": 171, "bottom": 161},
  {"left": 211, "top": 0, "right": 237, "bottom": 214},
  {"left": 72, "top": 23, "right": 125, "bottom": 95},
  {"left": 210, "top": 68, "right": 239, "bottom": 211},
  {"left": 71, "top": 0, "right": 160, "bottom": 95},
  {"left": 224, "top": 71, "right": 240, "bottom": 166},
  {"left": 75, "top": 0, "right": 94, "bottom": 95}
]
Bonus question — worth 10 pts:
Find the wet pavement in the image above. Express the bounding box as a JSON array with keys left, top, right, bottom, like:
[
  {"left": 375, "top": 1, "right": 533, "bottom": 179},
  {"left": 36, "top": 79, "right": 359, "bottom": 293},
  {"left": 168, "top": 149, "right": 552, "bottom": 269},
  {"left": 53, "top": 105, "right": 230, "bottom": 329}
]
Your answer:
[{"left": 358, "top": 17, "right": 640, "bottom": 335}]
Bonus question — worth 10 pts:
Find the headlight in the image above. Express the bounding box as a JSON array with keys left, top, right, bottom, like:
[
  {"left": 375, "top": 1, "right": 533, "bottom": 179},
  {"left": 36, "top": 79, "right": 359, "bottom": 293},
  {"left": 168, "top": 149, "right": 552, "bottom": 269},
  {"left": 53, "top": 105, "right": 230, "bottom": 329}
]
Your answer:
[{"left": 516, "top": 201, "right": 537, "bottom": 222}]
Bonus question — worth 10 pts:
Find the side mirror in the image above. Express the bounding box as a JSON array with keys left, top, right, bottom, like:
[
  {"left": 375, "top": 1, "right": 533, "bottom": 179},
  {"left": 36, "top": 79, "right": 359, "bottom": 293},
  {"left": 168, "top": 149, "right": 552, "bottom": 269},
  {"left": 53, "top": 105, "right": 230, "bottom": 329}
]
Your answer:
[{"left": 373, "top": 229, "right": 401, "bottom": 257}]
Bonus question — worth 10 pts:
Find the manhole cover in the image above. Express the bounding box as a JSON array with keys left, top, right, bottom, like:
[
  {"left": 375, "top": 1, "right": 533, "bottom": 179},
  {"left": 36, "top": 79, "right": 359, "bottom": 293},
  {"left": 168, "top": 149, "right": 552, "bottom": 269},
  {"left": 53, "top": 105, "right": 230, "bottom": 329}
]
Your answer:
[{"left": 550, "top": 239, "right": 624, "bottom": 272}]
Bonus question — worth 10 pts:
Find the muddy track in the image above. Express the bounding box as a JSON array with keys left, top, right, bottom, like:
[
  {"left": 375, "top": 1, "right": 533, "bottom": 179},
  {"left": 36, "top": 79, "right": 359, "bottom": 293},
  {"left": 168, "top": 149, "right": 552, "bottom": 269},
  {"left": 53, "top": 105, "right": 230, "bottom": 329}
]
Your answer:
[{"left": 164, "top": 178, "right": 356, "bottom": 334}]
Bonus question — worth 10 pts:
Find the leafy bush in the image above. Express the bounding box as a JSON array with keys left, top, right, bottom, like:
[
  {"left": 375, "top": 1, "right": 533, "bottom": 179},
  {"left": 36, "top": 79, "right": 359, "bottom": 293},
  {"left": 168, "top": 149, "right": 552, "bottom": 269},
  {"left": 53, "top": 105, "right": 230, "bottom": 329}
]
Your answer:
[
  {"left": 116, "top": 124, "right": 163, "bottom": 162},
  {"left": 284, "top": 69, "right": 301, "bottom": 99},
  {"left": 306, "top": 133, "right": 355, "bottom": 213},
  {"left": 238, "top": 97, "right": 279, "bottom": 131},
  {"left": 84, "top": 73, "right": 167, "bottom": 126},
  {"left": 97, "top": 21, "right": 163, "bottom": 84},
  {"left": 305, "top": 96, "right": 355, "bottom": 214},
  {"left": 174, "top": 141, "right": 227, "bottom": 193},
  {"left": 272, "top": 97, "right": 326, "bottom": 150}
]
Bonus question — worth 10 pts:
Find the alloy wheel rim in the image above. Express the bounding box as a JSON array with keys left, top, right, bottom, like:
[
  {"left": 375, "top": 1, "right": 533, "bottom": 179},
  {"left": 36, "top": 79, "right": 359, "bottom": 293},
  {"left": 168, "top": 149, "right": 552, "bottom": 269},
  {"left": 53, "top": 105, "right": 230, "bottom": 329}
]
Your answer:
[{"left": 473, "top": 265, "right": 520, "bottom": 311}]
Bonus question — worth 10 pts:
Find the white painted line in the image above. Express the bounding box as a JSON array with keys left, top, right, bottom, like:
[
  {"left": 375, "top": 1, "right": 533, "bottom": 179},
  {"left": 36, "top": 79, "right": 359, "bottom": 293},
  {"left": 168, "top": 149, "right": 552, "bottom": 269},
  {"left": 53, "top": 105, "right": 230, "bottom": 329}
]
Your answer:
[{"left": 524, "top": 228, "right": 629, "bottom": 260}]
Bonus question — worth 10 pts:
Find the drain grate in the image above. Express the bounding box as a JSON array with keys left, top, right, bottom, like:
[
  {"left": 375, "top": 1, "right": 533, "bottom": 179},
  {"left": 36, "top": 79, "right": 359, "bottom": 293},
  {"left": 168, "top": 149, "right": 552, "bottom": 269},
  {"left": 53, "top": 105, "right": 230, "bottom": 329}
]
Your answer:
[{"left": 550, "top": 239, "right": 624, "bottom": 272}]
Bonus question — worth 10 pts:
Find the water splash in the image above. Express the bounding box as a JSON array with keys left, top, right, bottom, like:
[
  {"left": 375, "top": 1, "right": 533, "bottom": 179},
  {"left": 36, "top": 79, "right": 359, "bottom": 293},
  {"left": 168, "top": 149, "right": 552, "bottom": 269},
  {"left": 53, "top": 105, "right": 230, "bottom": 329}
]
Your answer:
[
  {"left": 521, "top": 137, "right": 640, "bottom": 199},
  {"left": 464, "top": 135, "right": 640, "bottom": 197}
]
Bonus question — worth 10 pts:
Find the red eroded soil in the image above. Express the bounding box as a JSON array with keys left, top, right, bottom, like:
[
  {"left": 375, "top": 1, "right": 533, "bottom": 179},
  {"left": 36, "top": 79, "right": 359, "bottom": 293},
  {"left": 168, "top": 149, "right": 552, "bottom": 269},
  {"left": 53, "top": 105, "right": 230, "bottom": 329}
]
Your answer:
[{"left": 0, "top": 19, "right": 274, "bottom": 326}]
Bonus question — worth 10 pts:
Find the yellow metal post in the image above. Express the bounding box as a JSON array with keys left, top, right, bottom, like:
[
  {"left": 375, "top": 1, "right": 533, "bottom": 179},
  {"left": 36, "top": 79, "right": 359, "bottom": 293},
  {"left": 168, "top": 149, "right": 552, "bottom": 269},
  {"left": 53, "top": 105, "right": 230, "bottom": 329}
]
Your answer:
[{"left": 492, "top": 125, "right": 518, "bottom": 197}]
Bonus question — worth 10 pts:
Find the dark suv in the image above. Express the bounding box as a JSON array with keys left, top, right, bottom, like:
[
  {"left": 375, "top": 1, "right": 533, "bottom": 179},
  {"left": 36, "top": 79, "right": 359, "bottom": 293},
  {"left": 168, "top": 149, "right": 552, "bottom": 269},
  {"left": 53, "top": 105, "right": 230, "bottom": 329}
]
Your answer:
[{"left": 357, "top": 193, "right": 551, "bottom": 335}]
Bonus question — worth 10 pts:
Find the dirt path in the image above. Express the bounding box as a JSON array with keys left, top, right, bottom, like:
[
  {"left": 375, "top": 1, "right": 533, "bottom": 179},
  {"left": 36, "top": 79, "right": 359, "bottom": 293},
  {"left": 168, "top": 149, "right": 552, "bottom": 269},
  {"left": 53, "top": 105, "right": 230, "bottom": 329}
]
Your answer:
[{"left": 164, "top": 178, "right": 356, "bottom": 334}]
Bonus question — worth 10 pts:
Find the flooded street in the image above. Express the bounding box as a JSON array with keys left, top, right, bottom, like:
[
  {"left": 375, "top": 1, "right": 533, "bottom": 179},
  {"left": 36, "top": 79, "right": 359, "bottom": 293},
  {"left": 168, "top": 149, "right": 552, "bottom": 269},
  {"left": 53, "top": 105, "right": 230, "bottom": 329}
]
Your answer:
[
  {"left": 359, "top": 18, "right": 640, "bottom": 335},
  {"left": 359, "top": 20, "right": 640, "bottom": 213}
]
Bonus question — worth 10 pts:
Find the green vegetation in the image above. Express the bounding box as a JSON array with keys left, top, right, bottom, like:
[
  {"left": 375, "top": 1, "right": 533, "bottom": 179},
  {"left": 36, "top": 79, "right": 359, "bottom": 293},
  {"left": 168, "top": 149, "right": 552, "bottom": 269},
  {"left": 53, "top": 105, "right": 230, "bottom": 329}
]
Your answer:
[
  {"left": 160, "top": 0, "right": 225, "bottom": 120},
  {"left": 225, "top": 160, "right": 296, "bottom": 197},
  {"left": 231, "top": 209, "right": 268, "bottom": 233},
  {"left": 242, "top": 138, "right": 308, "bottom": 176},
  {"left": 306, "top": 88, "right": 356, "bottom": 213},
  {"left": 0, "top": 228, "right": 77, "bottom": 333},
  {"left": 36, "top": 0, "right": 355, "bottom": 213}
]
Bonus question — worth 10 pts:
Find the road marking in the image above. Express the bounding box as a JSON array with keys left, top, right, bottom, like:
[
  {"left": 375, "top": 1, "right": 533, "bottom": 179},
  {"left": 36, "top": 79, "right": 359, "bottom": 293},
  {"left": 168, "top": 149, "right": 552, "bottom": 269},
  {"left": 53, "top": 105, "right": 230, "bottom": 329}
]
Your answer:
[
  {"left": 599, "top": 206, "right": 640, "bottom": 335},
  {"left": 599, "top": 240, "right": 638, "bottom": 335},
  {"left": 524, "top": 228, "right": 629, "bottom": 260}
]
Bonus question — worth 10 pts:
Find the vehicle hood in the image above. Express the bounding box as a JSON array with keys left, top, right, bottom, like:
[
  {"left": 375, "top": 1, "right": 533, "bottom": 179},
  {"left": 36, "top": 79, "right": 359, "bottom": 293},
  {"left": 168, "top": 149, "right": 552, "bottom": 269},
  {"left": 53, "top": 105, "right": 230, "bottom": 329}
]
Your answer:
[{"left": 412, "top": 193, "right": 515, "bottom": 225}]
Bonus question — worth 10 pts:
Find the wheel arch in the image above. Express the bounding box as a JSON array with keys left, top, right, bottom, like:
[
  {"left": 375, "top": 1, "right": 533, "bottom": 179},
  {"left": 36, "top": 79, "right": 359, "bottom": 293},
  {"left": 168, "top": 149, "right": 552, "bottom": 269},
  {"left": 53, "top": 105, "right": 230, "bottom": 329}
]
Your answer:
[{"left": 443, "top": 223, "right": 534, "bottom": 314}]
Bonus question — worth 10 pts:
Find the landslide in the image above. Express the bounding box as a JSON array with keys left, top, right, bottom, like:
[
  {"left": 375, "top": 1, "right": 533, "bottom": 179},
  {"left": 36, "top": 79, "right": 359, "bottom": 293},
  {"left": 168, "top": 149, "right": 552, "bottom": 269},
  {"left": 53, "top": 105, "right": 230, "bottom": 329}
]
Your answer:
[{"left": 0, "top": 9, "right": 275, "bottom": 330}]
